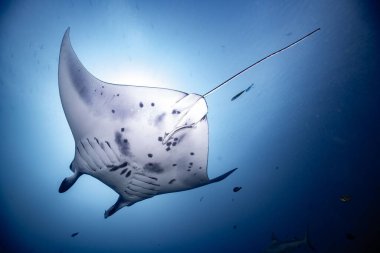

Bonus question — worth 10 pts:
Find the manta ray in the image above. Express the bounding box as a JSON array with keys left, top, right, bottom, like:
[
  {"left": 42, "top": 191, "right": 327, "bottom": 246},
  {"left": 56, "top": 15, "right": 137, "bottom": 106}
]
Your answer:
[{"left": 58, "top": 28, "right": 320, "bottom": 218}]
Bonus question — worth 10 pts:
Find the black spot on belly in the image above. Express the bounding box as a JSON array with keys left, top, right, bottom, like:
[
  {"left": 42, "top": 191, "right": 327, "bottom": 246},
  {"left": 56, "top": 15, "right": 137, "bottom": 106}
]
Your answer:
[
  {"left": 112, "top": 109, "right": 115, "bottom": 114},
  {"left": 115, "top": 132, "right": 130, "bottom": 156},
  {"left": 172, "top": 164, "right": 177, "bottom": 167},
  {"left": 166, "top": 142, "right": 172, "bottom": 146},
  {"left": 139, "top": 102, "right": 144, "bottom": 108},
  {"left": 158, "top": 136, "right": 163, "bottom": 142},
  {"left": 151, "top": 102, "right": 155, "bottom": 107},
  {"left": 166, "top": 147, "right": 171, "bottom": 151},
  {"left": 189, "top": 162, "right": 193, "bottom": 166},
  {"left": 148, "top": 153, "right": 153, "bottom": 158},
  {"left": 172, "top": 142, "right": 177, "bottom": 146},
  {"left": 199, "top": 167, "right": 202, "bottom": 170},
  {"left": 187, "top": 169, "right": 191, "bottom": 172},
  {"left": 155, "top": 113, "right": 166, "bottom": 125},
  {"left": 190, "top": 152, "right": 194, "bottom": 156},
  {"left": 117, "top": 94, "right": 120, "bottom": 96},
  {"left": 143, "top": 163, "right": 164, "bottom": 174},
  {"left": 174, "top": 138, "right": 178, "bottom": 141},
  {"left": 168, "top": 179, "right": 176, "bottom": 184},
  {"left": 121, "top": 128, "right": 124, "bottom": 132}
]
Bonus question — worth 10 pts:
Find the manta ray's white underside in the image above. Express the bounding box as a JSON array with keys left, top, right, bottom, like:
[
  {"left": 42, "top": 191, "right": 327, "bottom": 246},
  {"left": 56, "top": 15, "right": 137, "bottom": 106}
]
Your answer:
[{"left": 58, "top": 28, "right": 236, "bottom": 218}]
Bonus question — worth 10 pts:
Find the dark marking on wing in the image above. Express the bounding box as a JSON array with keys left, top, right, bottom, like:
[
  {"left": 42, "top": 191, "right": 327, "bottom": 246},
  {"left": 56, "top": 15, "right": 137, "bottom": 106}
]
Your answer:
[
  {"left": 143, "top": 163, "right": 164, "bottom": 174},
  {"left": 168, "top": 179, "right": 176, "bottom": 184},
  {"left": 115, "top": 132, "right": 130, "bottom": 156}
]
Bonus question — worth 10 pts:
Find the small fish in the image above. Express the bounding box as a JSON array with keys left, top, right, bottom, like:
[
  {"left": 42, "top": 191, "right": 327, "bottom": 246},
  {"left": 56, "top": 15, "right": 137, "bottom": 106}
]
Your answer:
[
  {"left": 340, "top": 194, "right": 352, "bottom": 203},
  {"left": 71, "top": 232, "right": 79, "bottom": 237},
  {"left": 231, "top": 83, "right": 254, "bottom": 101},
  {"left": 233, "top": 186, "right": 242, "bottom": 192}
]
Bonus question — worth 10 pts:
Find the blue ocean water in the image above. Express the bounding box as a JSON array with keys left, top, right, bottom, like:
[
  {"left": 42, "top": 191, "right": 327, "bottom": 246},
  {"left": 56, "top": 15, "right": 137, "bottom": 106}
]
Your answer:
[{"left": 0, "top": 1, "right": 379, "bottom": 252}]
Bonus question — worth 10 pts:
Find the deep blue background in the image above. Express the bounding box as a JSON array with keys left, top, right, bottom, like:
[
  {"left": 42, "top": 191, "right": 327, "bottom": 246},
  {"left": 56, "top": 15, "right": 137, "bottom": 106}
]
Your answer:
[{"left": 0, "top": 1, "right": 379, "bottom": 252}]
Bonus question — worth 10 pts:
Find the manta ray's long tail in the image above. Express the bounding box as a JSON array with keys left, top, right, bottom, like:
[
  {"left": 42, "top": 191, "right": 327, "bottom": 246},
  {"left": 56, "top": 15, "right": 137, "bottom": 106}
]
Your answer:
[{"left": 203, "top": 28, "right": 321, "bottom": 97}]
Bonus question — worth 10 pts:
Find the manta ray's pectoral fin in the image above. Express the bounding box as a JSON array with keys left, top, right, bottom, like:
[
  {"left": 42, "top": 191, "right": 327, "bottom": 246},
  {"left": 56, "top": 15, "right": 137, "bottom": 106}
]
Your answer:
[
  {"left": 207, "top": 168, "right": 237, "bottom": 185},
  {"left": 58, "top": 170, "right": 83, "bottom": 193},
  {"left": 163, "top": 94, "right": 208, "bottom": 143},
  {"left": 104, "top": 196, "right": 131, "bottom": 219}
]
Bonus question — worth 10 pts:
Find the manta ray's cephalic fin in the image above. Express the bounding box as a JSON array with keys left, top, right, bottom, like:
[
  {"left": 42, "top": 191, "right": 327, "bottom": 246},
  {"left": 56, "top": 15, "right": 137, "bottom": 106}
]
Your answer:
[
  {"left": 58, "top": 171, "right": 83, "bottom": 193},
  {"left": 104, "top": 196, "right": 131, "bottom": 219}
]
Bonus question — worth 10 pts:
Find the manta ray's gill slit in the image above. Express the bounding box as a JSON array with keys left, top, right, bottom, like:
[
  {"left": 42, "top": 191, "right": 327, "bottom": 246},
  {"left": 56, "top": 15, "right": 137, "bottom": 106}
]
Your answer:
[
  {"left": 120, "top": 168, "right": 128, "bottom": 175},
  {"left": 108, "top": 162, "right": 129, "bottom": 172},
  {"left": 125, "top": 170, "right": 131, "bottom": 178}
]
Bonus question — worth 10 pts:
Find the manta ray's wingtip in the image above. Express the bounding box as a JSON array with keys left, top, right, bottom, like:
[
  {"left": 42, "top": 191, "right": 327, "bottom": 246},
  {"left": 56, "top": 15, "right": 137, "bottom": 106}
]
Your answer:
[{"left": 208, "top": 167, "right": 238, "bottom": 184}]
